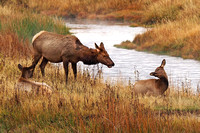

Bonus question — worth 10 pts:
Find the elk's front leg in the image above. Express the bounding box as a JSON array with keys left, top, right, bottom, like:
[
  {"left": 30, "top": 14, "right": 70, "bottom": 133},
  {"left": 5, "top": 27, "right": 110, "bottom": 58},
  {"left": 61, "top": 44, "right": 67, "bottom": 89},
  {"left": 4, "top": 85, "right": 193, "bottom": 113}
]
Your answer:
[
  {"left": 39, "top": 57, "right": 48, "bottom": 76},
  {"left": 30, "top": 53, "right": 42, "bottom": 69}
]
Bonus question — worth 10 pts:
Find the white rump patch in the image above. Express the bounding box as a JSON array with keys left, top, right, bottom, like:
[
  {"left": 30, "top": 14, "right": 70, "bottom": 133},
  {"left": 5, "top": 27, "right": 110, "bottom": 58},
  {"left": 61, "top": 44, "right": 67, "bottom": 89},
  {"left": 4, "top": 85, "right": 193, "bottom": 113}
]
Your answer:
[{"left": 32, "top": 31, "right": 46, "bottom": 43}]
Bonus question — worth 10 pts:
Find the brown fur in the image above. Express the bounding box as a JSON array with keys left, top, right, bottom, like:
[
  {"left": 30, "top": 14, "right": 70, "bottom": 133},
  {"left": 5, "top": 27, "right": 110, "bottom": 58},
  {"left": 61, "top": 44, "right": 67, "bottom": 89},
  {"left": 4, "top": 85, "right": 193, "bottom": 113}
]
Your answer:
[
  {"left": 15, "top": 64, "right": 52, "bottom": 96},
  {"left": 24, "top": 31, "right": 114, "bottom": 83},
  {"left": 133, "top": 59, "right": 168, "bottom": 96}
]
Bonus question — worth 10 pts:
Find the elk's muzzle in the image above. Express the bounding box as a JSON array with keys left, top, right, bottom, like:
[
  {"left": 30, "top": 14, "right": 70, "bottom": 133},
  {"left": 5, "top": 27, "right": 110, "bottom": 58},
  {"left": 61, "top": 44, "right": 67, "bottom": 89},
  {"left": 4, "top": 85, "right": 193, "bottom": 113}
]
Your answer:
[{"left": 108, "top": 62, "right": 115, "bottom": 68}]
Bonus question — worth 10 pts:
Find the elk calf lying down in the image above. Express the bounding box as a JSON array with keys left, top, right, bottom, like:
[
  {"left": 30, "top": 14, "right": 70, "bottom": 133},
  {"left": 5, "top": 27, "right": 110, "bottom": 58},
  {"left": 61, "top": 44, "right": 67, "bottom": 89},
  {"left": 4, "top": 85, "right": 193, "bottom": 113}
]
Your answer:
[
  {"left": 133, "top": 59, "right": 168, "bottom": 96},
  {"left": 15, "top": 64, "right": 52, "bottom": 95}
]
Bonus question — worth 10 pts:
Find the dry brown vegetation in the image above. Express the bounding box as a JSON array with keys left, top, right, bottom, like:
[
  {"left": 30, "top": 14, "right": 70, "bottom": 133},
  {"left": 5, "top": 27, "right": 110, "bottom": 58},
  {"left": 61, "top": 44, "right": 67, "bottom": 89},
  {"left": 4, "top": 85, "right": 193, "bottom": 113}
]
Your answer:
[
  {"left": 1, "top": 0, "right": 159, "bottom": 22},
  {"left": 0, "top": 1, "right": 200, "bottom": 132},
  {"left": 134, "top": 17, "right": 200, "bottom": 59},
  {"left": 0, "top": 43, "right": 200, "bottom": 132},
  {"left": 28, "top": 0, "right": 145, "bottom": 21}
]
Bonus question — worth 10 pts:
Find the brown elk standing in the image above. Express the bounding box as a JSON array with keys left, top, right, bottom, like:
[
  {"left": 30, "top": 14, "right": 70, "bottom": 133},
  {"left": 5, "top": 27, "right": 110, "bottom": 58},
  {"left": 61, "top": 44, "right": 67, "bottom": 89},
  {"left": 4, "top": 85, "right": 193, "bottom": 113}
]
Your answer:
[
  {"left": 133, "top": 59, "right": 168, "bottom": 96},
  {"left": 15, "top": 64, "right": 52, "bottom": 96},
  {"left": 19, "top": 31, "right": 115, "bottom": 84}
]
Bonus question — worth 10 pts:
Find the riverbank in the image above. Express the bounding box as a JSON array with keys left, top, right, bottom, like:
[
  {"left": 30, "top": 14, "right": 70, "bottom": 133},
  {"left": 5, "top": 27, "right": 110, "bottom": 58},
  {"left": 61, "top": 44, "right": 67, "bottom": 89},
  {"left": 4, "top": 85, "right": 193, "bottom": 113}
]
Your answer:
[{"left": 115, "top": 0, "right": 200, "bottom": 60}]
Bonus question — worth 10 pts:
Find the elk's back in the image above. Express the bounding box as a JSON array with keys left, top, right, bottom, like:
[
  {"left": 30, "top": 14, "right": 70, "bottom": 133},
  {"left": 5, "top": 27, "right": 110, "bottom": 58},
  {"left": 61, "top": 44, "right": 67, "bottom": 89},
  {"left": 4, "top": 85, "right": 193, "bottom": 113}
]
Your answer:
[
  {"left": 133, "top": 79, "right": 160, "bottom": 95},
  {"left": 32, "top": 31, "right": 81, "bottom": 63}
]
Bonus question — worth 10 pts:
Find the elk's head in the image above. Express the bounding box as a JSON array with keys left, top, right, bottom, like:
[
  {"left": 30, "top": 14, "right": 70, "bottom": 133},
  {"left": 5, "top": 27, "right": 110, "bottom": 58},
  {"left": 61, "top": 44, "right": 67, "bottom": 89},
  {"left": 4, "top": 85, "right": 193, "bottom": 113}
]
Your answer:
[
  {"left": 150, "top": 59, "right": 167, "bottom": 79},
  {"left": 95, "top": 42, "right": 115, "bottom": 68},
  {"left": 18, "top": 64, "right": 34, "bottom": 78}
]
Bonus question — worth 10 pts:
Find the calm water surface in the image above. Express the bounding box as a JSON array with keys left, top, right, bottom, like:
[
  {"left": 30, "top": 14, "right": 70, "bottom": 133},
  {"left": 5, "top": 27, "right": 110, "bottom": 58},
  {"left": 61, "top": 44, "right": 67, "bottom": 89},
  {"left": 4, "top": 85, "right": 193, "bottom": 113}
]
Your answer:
[{"left": 65, "top": 19, "right": 200, "bottom": 91}]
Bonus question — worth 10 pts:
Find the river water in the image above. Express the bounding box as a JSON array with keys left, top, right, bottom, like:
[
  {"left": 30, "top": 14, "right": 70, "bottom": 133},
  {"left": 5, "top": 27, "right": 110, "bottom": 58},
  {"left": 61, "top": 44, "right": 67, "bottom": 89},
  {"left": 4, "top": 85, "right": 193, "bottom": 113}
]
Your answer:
[{"left": 65, "top": 19, "right": 200, "bottom": 91}]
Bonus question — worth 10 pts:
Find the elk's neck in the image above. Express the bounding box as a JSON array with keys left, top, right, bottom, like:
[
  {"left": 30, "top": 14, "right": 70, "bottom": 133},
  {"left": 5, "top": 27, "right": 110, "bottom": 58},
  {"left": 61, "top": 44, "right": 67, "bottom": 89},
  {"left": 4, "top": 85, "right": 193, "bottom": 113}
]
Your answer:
[
  {"left": 18, "top": 77, "right": 34, "bottom": 85},
  {"left": 19, "top": 77, "right": 28, "bottom": 82},
  {"left": 19, "top": 77, "right": 36, "bottom": 83},
  {"left": 157, "top": 76, "right": 169, "bottom": 94},
  {"left": 78, "top": 47, "right": 98, "bottom": 65}
]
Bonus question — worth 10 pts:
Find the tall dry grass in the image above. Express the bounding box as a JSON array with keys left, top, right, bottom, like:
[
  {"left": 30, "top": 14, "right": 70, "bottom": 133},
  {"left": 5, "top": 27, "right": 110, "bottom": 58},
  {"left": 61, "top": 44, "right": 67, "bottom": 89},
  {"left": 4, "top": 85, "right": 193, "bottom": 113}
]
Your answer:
[
  {"left": 0, "top": 53, "right": 200, "bottom": 132},
  {"left": 26, "top": 0, "right": 158, "bottom": 21},
  {"left": 142, "top": 0, "right": 200, "bottom": 24},
  {"left": 0, "top": 1, "right": 200, "bottom": 132},
  {"left": 0, "top": 26, "right": 199, "bottom": 132},
  {"left": 133, "top": 17, "right": 200, "bottom": 59}
]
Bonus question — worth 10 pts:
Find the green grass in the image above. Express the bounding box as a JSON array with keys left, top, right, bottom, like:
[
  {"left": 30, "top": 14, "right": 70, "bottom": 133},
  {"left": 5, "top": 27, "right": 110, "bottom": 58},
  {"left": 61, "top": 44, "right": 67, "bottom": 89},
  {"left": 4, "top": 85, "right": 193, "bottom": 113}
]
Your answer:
[{"left": 2, "top": 15, "right": 70, "bottom": 42}]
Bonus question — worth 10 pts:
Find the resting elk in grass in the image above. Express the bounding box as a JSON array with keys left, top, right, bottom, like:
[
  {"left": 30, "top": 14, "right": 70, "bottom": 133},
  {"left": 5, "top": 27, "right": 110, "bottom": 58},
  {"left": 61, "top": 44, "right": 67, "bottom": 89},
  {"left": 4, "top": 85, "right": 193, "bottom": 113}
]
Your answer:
[
  {"left": 19, "top": 31, "right": 114, "bottom": 84},
  {"left": 15, "top": 64, "right": 52, "bottom": 95},
  {"left": 133, "top": 59, "right": 168, "bottom": 96}
]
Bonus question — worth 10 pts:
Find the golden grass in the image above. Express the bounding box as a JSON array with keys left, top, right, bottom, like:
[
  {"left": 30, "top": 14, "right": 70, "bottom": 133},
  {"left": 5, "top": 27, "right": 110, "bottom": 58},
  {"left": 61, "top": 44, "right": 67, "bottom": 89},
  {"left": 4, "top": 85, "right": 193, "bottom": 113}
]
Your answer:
[
  {"left": 142, "top": 0, "right": 200, "bottom": 24},
  {"left": 26, "top": 0, "right": 158, "bottom": 21},
  {"left": 114, "top": 40, "right": 137, "bottom": 49},
  {"left": 133, "top": 17, "right": 200, "bottom": 59},
  {"left": 0, "top": 5, "right": 13, "bottom": 16},
  {"left": 0, "top": 1, "right": 200, "bottom": 132},
  {"left": 0, "top": 26, "right": 199, "bottom": 131},
  {"left": 0, "top": 54, "right": 200, "bottom": 132},
  {"left": 0, "top": 32, "right": 31, "bottom": 59}
]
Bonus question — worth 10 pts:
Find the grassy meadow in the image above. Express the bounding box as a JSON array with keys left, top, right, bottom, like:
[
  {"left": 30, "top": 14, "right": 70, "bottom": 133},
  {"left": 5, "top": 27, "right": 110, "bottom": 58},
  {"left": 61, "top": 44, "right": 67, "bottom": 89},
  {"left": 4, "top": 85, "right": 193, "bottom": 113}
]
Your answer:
[
  {"left": 1, "top": 47, "right": 200, "bottom": 132},
  {"left": 0, "top": 0, "right": 200, "bottom": 132}
]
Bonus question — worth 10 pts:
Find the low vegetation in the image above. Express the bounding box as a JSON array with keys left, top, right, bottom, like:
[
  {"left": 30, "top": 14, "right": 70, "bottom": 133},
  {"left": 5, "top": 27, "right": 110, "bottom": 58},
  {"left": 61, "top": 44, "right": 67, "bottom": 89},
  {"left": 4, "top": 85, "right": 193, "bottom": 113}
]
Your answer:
[{"left": 0, "top": 0, "right": 200, "bottom": 132}]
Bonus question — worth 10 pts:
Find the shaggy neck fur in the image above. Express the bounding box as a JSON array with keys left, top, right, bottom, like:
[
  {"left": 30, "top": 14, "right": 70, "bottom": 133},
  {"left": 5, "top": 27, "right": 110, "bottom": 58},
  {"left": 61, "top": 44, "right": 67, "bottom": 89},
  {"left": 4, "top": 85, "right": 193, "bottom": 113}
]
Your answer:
[{"left": 156, "top": 76, "right": 168, "bottom": 94}]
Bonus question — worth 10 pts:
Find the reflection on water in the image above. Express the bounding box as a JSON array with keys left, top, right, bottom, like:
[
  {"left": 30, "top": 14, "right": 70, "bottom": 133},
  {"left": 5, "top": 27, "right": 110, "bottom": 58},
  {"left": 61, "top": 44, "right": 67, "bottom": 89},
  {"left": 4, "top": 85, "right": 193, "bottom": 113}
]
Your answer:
[{"left": 65, "top": 19, "right": 200, "bottom": 91}]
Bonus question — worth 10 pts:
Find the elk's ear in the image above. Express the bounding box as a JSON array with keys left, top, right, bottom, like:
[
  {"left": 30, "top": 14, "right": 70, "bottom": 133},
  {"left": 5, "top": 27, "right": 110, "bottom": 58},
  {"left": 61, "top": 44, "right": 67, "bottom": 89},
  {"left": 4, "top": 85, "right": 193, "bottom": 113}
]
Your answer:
[
  {"left": 95, "top": 43, "right": 100, "bottom": 49},
  {"left": 18, "top": 64, "right": 23, "bottom": 71},
  {"left": 160, "top": 59, "right": 166, "bottom": 68},
  {"left": 30, "top": 67, "right": 34, "bottom": 72},
  {"left": 100, "top": 42, "right": 105, "bottom": 50},
  {"left": 90, "top": 48, "right": 100, "bottom": 53}
]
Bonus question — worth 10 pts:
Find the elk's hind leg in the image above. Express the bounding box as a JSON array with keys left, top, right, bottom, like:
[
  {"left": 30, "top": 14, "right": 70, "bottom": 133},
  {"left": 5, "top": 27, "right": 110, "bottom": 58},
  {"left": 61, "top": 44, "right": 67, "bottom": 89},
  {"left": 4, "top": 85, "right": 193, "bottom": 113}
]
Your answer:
[
  {"left": 40, "top": 57, "right": 48, "bottom": 76},
  {"left": 63, "top": 58, "right": 69, "bottom": 84},
  {"left": 72, "top": 63, "right": 77, "bottom": 79}
]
